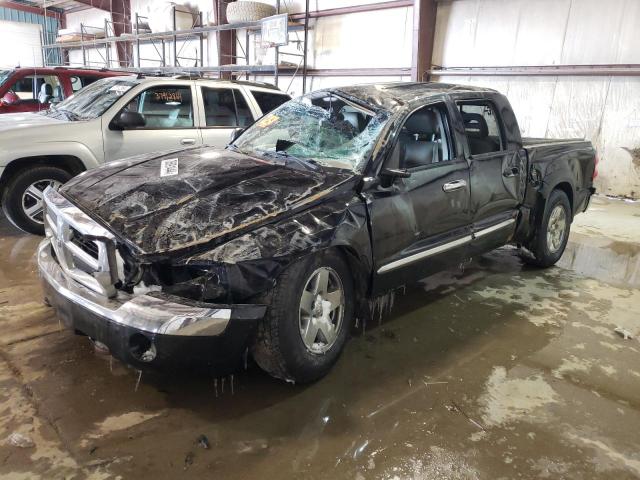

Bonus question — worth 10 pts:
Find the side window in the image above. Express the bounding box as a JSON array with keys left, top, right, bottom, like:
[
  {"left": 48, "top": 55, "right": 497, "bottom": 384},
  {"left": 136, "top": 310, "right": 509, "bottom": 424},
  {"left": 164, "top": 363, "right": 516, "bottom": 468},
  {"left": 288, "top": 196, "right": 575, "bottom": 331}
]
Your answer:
[
  {"left": 124, "top": 85, "right": 194, "bottom": 129},
  {"left": 457, "top": 101, "right": 504, "bottom": 155},
  {"left": 234, "top": 91, "right": 254, "bottom": 127},
  {"left": 36, "top": 75, "right": 62, "bottom": 103},
  {"left": 390, "top": 104, "right": 452, "bottom": 170},
  {"left": 202, "top": 88, "right": 253, "bottom": 127},
  {"left": 11, "top": 75, "right": 36, "bottom": 101},
  {"left": 71, "top": 75, "right": 100, "bottom": 92},
  {"left": 251, "top": 90, "right": 290, "bottom": 114}
]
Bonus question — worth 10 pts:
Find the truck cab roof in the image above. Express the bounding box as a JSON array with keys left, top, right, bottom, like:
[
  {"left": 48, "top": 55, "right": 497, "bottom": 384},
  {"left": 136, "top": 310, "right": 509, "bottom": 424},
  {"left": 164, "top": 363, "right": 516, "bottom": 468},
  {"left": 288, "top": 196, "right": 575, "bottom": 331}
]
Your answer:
[{"left": 335, "top": 81, "right": 499, "bottom": 111}]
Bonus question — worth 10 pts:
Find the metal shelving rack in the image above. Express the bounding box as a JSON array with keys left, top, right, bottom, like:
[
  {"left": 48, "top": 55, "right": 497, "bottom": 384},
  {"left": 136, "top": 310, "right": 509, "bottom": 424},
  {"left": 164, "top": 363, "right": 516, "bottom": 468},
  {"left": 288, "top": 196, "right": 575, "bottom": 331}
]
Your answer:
[{"left": 41, "top": 0, "right": 311, "bottom": 92}]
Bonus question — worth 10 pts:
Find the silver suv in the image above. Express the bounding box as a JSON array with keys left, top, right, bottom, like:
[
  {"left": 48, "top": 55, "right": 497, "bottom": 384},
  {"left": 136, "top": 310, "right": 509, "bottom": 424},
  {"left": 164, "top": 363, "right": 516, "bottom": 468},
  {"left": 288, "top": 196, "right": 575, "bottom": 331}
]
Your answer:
[{"left": 0, "top": 75, "right": 290, "bottom": 234}]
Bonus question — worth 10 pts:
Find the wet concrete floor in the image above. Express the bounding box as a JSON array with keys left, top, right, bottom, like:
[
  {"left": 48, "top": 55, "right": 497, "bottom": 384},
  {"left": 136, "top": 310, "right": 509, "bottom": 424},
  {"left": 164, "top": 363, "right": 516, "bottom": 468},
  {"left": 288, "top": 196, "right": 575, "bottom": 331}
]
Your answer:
[{"left": 0, "top": 195, "right": 639, "bottom": 479}]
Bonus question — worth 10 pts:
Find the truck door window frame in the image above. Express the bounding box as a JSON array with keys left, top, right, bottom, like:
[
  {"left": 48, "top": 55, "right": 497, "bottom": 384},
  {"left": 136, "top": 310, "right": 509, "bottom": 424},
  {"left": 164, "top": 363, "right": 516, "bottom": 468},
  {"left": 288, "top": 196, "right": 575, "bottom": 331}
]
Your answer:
[
  {"left": 385, "top": 101, "right": 458, "bottom": 173},
  {"left": 113, "top": 84, "right": 196, "bottom": 130},
  {"left": 456, "top": 99, "right": 507, "bottom": 156},
  {"left": 199, "top": 86, "right": 254, "bottom": 129}
]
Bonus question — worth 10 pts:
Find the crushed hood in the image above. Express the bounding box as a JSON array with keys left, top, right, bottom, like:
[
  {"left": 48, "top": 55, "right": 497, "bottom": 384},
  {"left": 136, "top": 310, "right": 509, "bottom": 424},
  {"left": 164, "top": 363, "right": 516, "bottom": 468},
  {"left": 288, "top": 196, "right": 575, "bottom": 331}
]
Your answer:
[{"left": 61, "top": 147, "right": 355, "bottom": 255}]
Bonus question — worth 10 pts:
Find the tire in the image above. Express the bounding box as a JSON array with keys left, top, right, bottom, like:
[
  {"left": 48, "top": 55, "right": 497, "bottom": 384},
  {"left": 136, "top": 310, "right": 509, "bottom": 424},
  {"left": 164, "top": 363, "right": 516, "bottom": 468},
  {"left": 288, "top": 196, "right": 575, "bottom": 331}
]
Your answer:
[
  {"left": 251, "top": 250, "right": 355, "bottom": 383},
  {"left": 226, "top": 1, "right": 276, "bottom": 23},
  {"left": 521, "top": 189, "right": 571, "bottom": 268},
  {"left": 1, "top": 166, "right": 72, "bottom": 235}
]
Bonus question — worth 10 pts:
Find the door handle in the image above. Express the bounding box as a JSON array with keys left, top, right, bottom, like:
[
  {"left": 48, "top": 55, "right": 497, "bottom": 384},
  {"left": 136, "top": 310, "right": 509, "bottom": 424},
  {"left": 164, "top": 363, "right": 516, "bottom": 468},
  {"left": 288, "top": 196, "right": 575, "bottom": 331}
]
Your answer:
[
  {"left": 442, "top": 179, "right": 467, "bottom": 192},
  {"left": 180, "top": 138, "right": 196, "bottom": 146}
]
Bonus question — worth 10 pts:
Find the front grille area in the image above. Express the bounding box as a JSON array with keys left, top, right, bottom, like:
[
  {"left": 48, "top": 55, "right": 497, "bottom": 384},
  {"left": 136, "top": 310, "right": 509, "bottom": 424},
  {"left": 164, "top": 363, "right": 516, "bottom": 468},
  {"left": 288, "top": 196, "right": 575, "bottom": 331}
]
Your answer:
[
  {"left": 70, "top": 227, "right": 99, "bottom": 260},
  {"left": 43, "top": 187, "right": 120, "bottom": 297}
]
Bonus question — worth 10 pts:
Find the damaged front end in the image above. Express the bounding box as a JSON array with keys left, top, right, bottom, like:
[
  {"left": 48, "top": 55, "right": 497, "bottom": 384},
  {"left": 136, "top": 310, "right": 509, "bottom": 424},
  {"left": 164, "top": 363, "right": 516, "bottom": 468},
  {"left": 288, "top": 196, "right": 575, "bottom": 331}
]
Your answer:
[{"left": 38, "top": 187, "right": 266, "bottom": 373}]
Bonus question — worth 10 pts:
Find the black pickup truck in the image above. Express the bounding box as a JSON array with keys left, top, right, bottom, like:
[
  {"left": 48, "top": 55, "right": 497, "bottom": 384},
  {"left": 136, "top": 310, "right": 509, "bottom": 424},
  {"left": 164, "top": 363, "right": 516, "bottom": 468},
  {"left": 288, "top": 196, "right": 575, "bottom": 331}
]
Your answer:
[{"left": 38, "top": 82, "right": 596, "bottom": 383}]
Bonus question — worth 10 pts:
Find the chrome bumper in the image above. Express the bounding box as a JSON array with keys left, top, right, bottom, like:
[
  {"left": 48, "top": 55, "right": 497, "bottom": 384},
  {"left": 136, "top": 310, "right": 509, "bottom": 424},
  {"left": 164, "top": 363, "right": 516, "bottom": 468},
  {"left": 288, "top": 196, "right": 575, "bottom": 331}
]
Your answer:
[{"left": 38, "top": 239, "right": 232, "bottom": 337}]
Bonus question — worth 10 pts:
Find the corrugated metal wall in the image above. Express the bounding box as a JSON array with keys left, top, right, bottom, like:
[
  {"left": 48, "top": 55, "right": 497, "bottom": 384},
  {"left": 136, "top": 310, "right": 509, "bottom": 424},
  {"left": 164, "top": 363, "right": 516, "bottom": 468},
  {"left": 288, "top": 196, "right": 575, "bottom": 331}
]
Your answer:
[
  {"left": 0, "top": 6, "right": 61, "bottom": 65},
  {"left": 433, "top": 0, "right": 640, "bottom": 199}
]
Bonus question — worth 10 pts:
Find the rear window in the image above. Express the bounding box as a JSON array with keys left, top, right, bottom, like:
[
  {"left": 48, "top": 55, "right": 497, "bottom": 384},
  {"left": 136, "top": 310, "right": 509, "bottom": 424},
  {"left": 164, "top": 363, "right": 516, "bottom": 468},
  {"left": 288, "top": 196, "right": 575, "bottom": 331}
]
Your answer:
[
  {"left": 251, "top": 90, "right": 290, "bottom": 115},
  {"left": 71, "top": 75, "right": 102, "bottom": 92}
]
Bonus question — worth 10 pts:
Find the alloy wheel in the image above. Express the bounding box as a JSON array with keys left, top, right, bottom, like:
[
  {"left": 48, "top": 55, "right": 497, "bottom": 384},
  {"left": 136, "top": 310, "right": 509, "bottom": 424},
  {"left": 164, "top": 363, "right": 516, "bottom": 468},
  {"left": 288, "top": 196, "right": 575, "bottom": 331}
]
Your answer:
[
  {"left": 298, "top": 266, "right": 345, "bottom": 354},
  {"left": 21, "top": 179, "right": 62, "bottom": 225},
  {"left": 547, "top": 204, "right": 567, "bottom": 253}
]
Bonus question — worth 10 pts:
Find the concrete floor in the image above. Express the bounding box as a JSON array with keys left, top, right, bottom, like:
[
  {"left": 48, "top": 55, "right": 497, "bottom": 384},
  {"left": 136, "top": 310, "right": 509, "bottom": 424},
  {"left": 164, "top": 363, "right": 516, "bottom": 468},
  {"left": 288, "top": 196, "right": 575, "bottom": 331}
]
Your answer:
[{"left": 1, "top": 195, "right": 639, "bottom": 480}]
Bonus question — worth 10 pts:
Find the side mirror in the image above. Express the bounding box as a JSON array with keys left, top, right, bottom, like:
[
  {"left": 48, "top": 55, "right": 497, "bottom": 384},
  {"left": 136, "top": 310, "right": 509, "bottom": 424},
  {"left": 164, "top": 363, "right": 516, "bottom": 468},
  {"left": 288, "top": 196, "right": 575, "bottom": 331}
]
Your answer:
[
  {"left": 1, "top": 91, "right": 19, "bottom": 105},
  {"left": 110, "top": 110, "right": 146, "bottom": 130},
  {"left": 378, "top": 167, "right": 411, "bottom": 188},
  {"left": 229, "top": 127, "right": 245, "bottom": 143},
  {"left": 380, "top": 168, "right": 411, "bottom": 180}
]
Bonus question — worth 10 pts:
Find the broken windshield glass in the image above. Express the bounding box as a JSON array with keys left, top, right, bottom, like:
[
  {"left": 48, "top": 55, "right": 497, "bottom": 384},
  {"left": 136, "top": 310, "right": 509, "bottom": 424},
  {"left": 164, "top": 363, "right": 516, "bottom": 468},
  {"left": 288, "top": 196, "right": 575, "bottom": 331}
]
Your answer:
[
  {"left": 41, "top": 77, "right": 138, "bottom": 121},
  {"left": 233, "top": 92, "right": 388, "bottom": 171}
]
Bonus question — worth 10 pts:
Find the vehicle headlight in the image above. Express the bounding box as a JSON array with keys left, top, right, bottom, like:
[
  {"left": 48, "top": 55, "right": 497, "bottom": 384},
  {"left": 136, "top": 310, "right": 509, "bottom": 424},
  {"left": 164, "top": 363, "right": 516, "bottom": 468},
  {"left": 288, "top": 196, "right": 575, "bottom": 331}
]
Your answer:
[{"left": 148, "top": 263, "right": 230, "bottom": 303}]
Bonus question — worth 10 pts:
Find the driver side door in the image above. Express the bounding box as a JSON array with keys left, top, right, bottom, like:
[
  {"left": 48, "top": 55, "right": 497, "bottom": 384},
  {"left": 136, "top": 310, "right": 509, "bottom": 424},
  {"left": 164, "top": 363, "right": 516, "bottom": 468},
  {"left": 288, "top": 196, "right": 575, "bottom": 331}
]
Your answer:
[{"left": 365, "top": 101, "right": 472, "bottom": 294}]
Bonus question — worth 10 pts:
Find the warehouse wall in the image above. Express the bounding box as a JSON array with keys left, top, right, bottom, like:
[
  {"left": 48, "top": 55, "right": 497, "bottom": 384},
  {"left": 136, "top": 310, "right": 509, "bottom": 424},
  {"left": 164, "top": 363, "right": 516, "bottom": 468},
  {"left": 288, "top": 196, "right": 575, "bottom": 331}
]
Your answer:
[
  {"left": 255, "top": 1, "right": 413, "bottom": 95},
  {"left": 66, "top": 1, "right": 413, "bottom": 95},
  {"left": 0, "top": 6, "right": 60, "bottom": 66},
  {"left": 433, "top": 0, "right": 640, "bottom": 198},
  {"left": 66, "top": 8, "right": 114, "bottom": 68}
]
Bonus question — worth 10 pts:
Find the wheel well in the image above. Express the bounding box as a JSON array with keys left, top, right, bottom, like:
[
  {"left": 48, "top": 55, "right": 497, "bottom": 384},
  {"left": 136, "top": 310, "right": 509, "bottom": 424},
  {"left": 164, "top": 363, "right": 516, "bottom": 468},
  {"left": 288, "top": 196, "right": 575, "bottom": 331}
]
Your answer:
[
  {"left": 0, "top": 156, "right": 85, "bottom": 190},
  {"left": 552, "top": 182, "right": 574, "bottom": 215},
  {"left": 333, "top": 245, "right": 371, "bottom": 317}
]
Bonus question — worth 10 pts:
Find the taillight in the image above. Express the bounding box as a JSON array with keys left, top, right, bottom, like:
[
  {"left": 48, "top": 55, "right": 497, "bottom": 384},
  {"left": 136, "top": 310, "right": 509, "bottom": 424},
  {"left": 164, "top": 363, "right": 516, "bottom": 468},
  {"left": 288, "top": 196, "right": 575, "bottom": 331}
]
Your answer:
[{"left": 593, "top": 152, "right": 599, "bottom": 180}]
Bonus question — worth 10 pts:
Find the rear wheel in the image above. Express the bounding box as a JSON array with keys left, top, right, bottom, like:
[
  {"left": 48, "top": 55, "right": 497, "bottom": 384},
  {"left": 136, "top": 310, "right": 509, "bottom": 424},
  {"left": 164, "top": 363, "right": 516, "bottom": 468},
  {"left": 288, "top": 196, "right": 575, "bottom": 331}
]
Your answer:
[
  {"left": 251, "top": 250, "right": 355, "bottom": 383},
  {"left": 521, "top": 189, "right": 571, "bottom": 268},
  {"left": 1, "top": 166, "right": 71, "bottom": 235}
]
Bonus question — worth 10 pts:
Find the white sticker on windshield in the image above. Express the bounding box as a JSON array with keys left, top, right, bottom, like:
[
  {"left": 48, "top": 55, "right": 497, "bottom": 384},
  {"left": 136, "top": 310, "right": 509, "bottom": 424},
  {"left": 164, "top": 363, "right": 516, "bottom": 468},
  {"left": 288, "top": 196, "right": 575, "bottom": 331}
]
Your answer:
[
  {"left": 160, "top": 158, "right": 179, "bottom": 177},
  {"left": 109, "top": 85, "right": 131, "bottom": 95}
]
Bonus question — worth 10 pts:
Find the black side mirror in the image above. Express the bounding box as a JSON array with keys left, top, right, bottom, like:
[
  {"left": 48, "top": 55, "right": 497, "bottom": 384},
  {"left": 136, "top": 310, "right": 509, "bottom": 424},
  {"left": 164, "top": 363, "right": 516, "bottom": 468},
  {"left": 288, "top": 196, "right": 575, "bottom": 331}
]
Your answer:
[
  {"left": 380, "top": 168, "right": 411, "bottom": 180},
  {"left": 229, "top": 127, "right": 245, "bottom": 143},
  {"left": 111, "top": 110, "right": 146, "bottom": 130},
  {"left": 379, "top": 167, "right": 411, "bottom": 188}
]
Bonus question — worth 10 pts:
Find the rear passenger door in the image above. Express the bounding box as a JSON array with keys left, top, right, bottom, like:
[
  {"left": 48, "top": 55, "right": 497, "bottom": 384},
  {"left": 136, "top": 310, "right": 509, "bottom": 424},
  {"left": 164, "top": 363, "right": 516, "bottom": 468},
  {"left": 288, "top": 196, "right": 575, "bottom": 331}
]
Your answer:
[
  {"left": 196, "top": 86, "right": 257, "bottom": 147},
  {"left": 103, "top": 82, "right": 203, "bottom": 161},
  {"left": 455, "top": 99, "right": 524, "bottom": 252}
]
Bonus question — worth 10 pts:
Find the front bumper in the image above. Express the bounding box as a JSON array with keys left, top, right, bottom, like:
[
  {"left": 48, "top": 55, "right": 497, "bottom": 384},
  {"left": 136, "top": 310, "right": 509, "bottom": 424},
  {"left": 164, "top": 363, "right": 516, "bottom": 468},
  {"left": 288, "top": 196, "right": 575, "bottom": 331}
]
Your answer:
[{"left": 38, "top": 239, "right": 266, "bottom": 372}]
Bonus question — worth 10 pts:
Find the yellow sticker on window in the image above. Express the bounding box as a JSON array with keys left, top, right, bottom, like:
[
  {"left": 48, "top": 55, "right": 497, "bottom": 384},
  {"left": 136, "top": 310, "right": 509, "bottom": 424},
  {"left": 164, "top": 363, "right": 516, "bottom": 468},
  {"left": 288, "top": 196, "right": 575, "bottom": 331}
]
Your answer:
[{"left": 257, "top": 114, "right": 279, "bottom": 128}]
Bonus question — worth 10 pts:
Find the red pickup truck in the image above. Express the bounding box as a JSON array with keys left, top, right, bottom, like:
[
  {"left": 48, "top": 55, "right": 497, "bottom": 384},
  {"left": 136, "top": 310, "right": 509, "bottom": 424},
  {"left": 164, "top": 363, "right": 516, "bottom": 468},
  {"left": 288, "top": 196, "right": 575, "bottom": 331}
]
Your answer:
[{"left": 0, "top": 67, "right": 121, "bottom": 114}]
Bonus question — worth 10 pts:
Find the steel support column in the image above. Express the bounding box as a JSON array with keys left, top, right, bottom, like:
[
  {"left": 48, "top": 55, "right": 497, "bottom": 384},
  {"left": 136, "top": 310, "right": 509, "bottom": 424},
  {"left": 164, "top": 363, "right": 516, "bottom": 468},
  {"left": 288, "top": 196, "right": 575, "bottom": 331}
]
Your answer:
[
  {"left": 111, "top": 0, "right": 132, "bottom": 67},
  {"left": 411, "top": 0, "right": 436, "bottom": 82},
  {"left": 215, "top": 0, "right": 236, "bottom": 79}
]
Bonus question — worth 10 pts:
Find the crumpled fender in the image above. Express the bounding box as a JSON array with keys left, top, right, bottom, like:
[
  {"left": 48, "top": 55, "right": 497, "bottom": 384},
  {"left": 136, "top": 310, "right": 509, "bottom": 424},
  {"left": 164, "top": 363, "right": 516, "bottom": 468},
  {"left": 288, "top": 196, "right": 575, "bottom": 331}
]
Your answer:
[{"left": 179, "top": 187, "right": 373, "bottom": 302}]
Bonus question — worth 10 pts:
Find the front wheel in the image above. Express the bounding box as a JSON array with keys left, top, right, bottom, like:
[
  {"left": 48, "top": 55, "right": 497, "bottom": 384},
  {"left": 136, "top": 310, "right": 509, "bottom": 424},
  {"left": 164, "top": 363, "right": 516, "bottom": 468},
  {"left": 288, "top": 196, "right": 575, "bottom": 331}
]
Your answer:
[
  {"left": 251, "top": 250, "right": 355, "bottom": 383},
  {"left": 2, "top": 166, "right": 71, "bottom": 235},
  {"left": 521, "top": 189, "right": 571, "bottom": 268}
]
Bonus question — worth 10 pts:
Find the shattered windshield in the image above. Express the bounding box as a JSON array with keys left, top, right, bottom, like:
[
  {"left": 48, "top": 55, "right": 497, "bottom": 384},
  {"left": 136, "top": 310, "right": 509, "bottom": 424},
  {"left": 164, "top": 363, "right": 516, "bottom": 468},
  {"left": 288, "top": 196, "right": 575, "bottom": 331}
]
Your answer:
[
  {"left": 42, "top": 77, "right": 138, "bottom": 121},
  {"left": 233, "top": 92, "right": 388, "bottom": 171}
]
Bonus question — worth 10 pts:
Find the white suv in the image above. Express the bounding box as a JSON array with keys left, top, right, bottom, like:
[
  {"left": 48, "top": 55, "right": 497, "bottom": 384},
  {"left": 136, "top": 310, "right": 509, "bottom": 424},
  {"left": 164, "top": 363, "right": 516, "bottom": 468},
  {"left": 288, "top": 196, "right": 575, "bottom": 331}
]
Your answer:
[{"left": 0, "top": 75, "right": 291, "bottom": 234}]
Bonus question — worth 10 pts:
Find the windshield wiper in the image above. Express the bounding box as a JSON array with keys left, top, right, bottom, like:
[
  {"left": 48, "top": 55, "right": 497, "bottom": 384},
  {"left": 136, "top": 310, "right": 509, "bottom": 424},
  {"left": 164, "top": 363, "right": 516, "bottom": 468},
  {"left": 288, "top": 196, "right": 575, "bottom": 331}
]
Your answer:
[
  {"left": 55, "top": 108, "right": 82, "bottom": 121},
  {"left": 272, "top": 139, "right": 321, "bottom": 172}
]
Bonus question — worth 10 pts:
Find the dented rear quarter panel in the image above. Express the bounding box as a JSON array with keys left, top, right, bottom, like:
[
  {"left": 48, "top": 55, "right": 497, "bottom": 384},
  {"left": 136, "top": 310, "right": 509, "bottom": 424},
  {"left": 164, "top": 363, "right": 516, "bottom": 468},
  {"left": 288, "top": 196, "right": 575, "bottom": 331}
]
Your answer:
[{"left": 515, "top": 138, "right": 596, "bottom": 243}]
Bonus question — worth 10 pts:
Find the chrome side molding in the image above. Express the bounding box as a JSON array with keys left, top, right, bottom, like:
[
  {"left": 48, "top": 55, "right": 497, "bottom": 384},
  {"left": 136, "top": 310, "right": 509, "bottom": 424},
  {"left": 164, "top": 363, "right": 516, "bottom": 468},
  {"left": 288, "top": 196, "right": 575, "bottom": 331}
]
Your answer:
[{"left": 377, "top": 218, "right": 516, "bottom": 274}]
